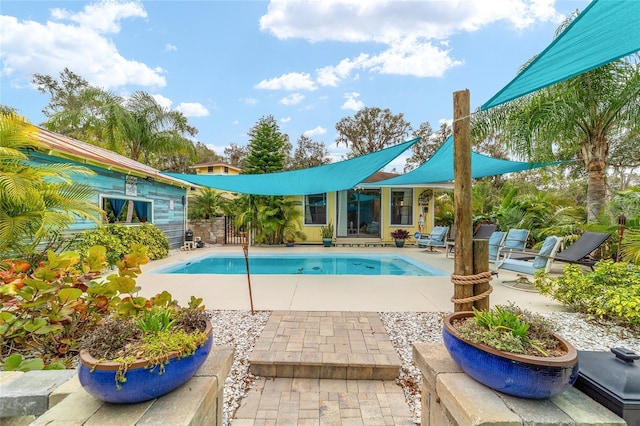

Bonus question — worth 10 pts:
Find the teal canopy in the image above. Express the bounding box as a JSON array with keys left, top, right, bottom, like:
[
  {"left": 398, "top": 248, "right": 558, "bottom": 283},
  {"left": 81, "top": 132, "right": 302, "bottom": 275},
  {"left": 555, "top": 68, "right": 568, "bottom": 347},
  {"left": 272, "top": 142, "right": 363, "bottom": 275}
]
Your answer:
[
  {"left": 167, "top": 138, "right": 419, "bottom": 195},
  {"left": 483, "top": 0, "right": 640, "bottom": 110},
  {"left": 361, "top": 136, "right": 563, "bottom": 187}
]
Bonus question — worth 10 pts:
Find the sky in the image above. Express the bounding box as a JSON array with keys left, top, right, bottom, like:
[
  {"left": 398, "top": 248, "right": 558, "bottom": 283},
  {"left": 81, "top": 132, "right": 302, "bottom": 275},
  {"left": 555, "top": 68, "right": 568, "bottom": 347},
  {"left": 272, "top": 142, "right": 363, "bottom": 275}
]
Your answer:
[{"left": 0, "top": 0, "right": 591, "bottom": 171}]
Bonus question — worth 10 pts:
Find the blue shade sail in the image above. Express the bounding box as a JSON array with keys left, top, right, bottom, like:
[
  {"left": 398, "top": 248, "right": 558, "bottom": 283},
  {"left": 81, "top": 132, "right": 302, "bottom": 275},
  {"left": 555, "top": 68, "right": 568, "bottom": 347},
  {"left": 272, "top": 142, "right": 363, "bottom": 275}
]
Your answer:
[
  {"left": 166, "top": 138, "right": 419, "bottom": 195},
  {"left": 362, "top": 136, "right": 563, "bottom": 186},
  {"left": 482, "top": 0, "right": 640, "bottom": 110}
]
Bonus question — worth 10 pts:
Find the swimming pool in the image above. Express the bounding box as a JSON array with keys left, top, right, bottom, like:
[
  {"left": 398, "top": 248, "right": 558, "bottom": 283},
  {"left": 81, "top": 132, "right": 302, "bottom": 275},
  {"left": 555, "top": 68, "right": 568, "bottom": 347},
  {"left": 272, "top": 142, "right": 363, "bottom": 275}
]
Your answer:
[{"left": 155, "top": 254, "right": 446, "bottom": 276}]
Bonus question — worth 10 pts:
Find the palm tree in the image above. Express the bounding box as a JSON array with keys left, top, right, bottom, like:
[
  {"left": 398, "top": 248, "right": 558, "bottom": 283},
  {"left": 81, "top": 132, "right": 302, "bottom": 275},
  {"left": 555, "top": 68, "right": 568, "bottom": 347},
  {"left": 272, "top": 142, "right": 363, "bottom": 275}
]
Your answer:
[
  {"left": 473, "top": 17, "right": 640, "bottom": 222},
  {"left": 103, "top": 91, "right": 197, "bottom": 220},
  {"left": 0, "top": 113, "right": 103, "bottom": 263}
]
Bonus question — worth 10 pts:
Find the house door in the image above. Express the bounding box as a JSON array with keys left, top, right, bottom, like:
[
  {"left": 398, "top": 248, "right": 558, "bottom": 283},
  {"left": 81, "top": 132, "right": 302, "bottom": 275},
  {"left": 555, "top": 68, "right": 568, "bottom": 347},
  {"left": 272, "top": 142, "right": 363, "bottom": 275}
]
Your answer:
[{"left": 336, "top": 189, "right": 381, "bottom": 238}]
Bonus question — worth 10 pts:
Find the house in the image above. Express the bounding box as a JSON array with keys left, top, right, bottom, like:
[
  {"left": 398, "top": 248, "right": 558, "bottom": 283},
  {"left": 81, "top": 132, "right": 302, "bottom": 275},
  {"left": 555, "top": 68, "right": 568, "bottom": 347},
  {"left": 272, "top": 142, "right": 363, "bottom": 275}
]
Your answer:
[
  {"left": 190, "top": 162, "right": 240, "bottom": 176},
  {"left": 32, "top": 127, "right": 194, "bottom": 249},
  {"left": 294, "top": 173, "right": 452, "bottom": 246}
]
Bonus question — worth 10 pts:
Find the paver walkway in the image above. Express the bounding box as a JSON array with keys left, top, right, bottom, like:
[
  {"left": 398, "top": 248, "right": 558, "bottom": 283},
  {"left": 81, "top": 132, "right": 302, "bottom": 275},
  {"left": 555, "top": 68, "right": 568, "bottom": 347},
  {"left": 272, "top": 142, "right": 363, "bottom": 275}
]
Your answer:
[{"left": 234, "top": 311, "right": 415, "bottom": 425}]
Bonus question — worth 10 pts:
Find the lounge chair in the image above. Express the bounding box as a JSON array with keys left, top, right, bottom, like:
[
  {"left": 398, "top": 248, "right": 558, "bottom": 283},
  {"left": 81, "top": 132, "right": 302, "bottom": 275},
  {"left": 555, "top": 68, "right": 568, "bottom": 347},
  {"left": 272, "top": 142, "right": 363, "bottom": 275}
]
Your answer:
[
  {"left": 446, "top": 223, "right": 497, "bottom": 258},
  {"left": 497, "top": 235, "right": 562, "bottom": 291},
  {"left": 417, "top": 226, "right": 449, "bottom": 251},
  {"left": 488, "top": 231, "right": 507, "bottom": 262},
  {"left": 495, "top": 228, "right": 530, "bottom": 262},
  {"left": 554, "top": 232, "right": 611, "bottom": 270}
]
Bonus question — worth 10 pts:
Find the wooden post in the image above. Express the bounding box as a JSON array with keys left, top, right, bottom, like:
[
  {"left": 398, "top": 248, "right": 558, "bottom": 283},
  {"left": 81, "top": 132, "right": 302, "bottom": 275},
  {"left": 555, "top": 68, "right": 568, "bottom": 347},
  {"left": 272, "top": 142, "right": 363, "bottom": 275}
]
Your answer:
[
  {"left": 453, "top": 89, "right": 474, "bottom": 312},
  {"left": 472, "top": 239, "right": 490, "bottom": 311}
]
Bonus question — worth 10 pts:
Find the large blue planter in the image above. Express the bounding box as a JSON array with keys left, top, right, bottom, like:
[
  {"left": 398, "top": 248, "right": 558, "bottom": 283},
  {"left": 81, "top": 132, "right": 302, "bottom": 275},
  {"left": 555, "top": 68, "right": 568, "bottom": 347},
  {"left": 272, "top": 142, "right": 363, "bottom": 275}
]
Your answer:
[
  {"left": 78, "top": 320, "right": 212, "bottom": 404},
  {"left": 443, "top": 312, "right": 579, "bottom": 399}
]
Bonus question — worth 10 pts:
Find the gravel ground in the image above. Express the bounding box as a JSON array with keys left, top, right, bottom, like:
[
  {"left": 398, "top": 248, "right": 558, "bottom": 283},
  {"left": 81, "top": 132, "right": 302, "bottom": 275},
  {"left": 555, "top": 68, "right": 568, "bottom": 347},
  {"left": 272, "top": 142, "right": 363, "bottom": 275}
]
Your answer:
[{"left": 208, "top": 309, "right": 639, "bottom": 425}]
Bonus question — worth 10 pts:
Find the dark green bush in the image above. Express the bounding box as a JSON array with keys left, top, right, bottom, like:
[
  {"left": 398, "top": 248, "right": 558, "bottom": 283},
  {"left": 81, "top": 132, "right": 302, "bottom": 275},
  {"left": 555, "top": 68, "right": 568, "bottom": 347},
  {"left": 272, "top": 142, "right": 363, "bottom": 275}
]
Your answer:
[
  {"left": 534, "top": 260, "right": 640, "bottom": 326},
  {"left": 76, "top": 224, "right": 169, "bottom": 266}
]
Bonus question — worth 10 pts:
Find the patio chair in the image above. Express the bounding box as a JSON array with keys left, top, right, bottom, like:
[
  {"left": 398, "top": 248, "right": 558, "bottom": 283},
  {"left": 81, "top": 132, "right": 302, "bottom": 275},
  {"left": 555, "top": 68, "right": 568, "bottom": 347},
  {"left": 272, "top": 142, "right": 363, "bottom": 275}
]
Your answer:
[
  {"left": 488, "top": 231, "right": 507, "bottom": 262},
  {"left": 417, "top": 226, "right": 449, "bottom": 251},
  {"left": 497, "top": 235, "right": 562, "bottom": 291},
  {"left": 445, "top": 223, "right": 497, "bottom": 258},
  {"left": 495, "top": 228, "right": 531, "bottom": 262},
  {"left": 554, "top": 231, "right": 611, "bottom": 270}
]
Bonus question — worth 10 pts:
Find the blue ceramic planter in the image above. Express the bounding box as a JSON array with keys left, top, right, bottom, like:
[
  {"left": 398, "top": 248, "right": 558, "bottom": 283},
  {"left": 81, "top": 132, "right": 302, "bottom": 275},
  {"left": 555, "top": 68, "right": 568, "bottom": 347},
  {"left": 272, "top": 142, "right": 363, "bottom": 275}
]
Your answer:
[
  {"left": 443, "top": 312, "right": 579, "bottom": 399},
  {"left": 78, "top": 321, "right": 212, "bottom": 404}
]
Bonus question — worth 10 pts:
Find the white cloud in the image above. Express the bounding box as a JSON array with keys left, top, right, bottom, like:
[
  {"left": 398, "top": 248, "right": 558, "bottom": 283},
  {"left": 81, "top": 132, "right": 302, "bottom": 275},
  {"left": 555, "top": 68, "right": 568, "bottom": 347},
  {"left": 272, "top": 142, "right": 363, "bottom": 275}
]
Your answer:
[
  {"left": 255, "top": 72, "right": 317, "bottom": 91},
  {"left": 260, "top": 0, "right": 564, "bottom": 42},
  {"left": 176, "top": 102, "right": 209, "bottom": 117},
  {"left": 0, "top": 1, "right": 165, "bottom": 89},
  {"left": 165, "top": 44, "right": 177, "bottom": 51},
  {"left": 303, "top": 126, "right": 327, "bottom": 137},
  {"left": 281, "top": 116, "right": 292, "bottom": 123},
  {"left": 257, "top": 0, "right": 563, "bottom": 83},
  {"left": 341, "top": 92, "right": 364, "bottom": 111},
  {"left": 279, "top": 93, "right": 305, "bottom": 106},
  {"left": 241, "top": 97, "right": 258, "bottom": 106}
]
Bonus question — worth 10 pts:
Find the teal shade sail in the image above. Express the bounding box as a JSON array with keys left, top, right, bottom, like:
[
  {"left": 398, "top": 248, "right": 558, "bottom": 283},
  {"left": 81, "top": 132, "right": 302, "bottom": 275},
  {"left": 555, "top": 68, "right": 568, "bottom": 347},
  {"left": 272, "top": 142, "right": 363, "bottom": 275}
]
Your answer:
[
  {"left": 482, "top": 0, "right": 640, "bottom": 110},
  {"left": 167, "top": 138, "right": 419, "bottom": 195},
  {"left": 362, "top": 136, "right": 563, "bottom": 187}
]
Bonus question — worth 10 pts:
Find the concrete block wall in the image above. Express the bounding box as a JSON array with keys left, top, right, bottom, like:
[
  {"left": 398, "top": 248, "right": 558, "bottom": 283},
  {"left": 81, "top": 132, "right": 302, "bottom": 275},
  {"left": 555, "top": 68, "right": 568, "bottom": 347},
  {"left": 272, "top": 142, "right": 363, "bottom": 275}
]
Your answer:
[
  {"left": 187, "top": 218, "right": 226, "bottom": 245},
  {"left": 412, "top": 342, "right": 626, "bottom": 426}
]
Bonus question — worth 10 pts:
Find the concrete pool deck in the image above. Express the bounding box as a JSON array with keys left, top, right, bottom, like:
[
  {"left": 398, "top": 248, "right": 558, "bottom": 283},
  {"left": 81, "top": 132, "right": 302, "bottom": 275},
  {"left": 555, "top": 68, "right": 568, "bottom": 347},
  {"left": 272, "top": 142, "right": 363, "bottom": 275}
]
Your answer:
[{"left": 137, "top": 244, "right": 569, "bottom": 313}]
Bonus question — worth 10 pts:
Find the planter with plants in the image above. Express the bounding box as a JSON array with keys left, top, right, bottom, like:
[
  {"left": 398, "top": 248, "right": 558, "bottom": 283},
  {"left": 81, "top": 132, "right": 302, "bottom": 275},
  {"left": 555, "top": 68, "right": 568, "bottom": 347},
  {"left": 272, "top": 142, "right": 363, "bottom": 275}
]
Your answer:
[
  {"left": 320, "top": 222, "right": 334, "bottom": 247},
  {"left": 390, "top": 229, "right": 411, "bottom": 247},
  {"left": 78, "top": 296, "right": 212, "bottom": 404},
  {"left": 442, "top": 304, "right": 578, "bottom": 399},
  {"left": 0, "top": 243, "right": 213, "bottom": 405}
]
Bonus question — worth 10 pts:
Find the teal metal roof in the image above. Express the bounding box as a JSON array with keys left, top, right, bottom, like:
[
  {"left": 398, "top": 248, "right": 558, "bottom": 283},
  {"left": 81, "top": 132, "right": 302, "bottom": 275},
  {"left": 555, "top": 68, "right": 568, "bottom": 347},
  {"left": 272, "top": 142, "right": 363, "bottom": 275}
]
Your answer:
[
  {"left": 361, "top": 136, "right": 563, "bottom": 187},
  {"left": 483, "top": 0, "right": 640, "bottom": 110},
  {"left": 167, "top": 137, "right": 419, "bottom": 195}
]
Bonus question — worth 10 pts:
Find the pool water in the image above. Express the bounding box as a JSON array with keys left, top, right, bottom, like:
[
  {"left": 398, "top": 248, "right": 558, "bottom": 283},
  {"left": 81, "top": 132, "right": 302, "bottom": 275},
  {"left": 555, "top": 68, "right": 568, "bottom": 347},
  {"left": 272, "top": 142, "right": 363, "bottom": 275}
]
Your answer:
[{"left": 156, "top": 254, "right": 445, "bottom": 276}]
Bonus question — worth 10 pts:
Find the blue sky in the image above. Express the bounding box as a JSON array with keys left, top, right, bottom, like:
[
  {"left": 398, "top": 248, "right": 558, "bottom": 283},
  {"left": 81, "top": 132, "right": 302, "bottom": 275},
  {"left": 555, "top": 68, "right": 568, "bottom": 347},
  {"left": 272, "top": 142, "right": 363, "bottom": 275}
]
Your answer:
[{"left": 1, "top": 0, "right": 590, "bottom": 170}]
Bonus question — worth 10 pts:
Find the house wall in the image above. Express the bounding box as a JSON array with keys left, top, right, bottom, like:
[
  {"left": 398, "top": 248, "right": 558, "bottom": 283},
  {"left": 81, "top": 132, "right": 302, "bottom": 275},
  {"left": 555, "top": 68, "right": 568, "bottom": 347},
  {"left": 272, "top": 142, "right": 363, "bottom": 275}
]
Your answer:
[
  {"left": 30, "top": 152, "right": 188, "bottom": 249},
  {"left": 295, "top": 187, "right": 435, "bottom": 244}
]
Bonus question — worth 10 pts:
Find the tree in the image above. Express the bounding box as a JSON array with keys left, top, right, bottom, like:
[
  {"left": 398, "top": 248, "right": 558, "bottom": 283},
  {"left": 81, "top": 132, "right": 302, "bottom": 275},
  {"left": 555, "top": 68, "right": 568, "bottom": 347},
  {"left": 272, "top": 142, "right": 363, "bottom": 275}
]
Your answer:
[
  {"left": 188, "top": 188, "right": 225, "bottom": 220},
  {"left": 0, "top": 113, "right": 103, "bottom": 263},
  {"left": 473, "top": 20, "right": 640, "bottom": 222},
  {"left": 151, "top": 141, "right": 222, "bottom": 173},
  {"left": 224, "top": 143, "right": 249, "bottom": 169},
  {"left": 33, "top": 68, "right": 116, "bottom": 145},
  {"left": 290, "top": 135, "right": 331, "bottom": 170},
  {"left": 335, "top": 107, "right": 411, "bottom": 157},
  {"left": 103, "top": 91, "right": 197, "bottom": 220},
  {"left": 243, "top": 115, "right": 286, "bottom": 174}
]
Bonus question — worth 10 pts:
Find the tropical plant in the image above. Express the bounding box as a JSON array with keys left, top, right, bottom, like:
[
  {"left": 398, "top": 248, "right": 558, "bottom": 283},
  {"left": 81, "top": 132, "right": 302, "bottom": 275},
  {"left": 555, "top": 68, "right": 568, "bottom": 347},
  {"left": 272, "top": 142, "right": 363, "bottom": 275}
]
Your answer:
[
  {"left": 188, "top": 188, "right": 226, "bottom": 220},
  {"left": 0, "top": 245, "right": 153, "bottom": 368},
  {"left": 454, "top": 304, "right": 560, "bottom": 356},
  {"left": 234, "top": 195, "right": 304, "bottom": 245},
  {"left": 320, "top": 222, "right": 334, "bottom": 239},
  {"left": 473, "top": 43, "right": 640, "bottom": 222},
  {"left": 390, "top": 229, "right": 410, "bottom": 240},
  {"left": 0, "top": 112, "right": 104, "bottom": 265}
]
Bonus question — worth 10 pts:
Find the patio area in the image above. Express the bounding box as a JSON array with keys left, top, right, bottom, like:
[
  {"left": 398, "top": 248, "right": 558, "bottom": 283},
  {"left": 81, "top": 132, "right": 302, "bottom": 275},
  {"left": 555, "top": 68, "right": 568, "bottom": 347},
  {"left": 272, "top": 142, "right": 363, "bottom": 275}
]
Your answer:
[{"left": 137, "top": 244, "right": 570, "bottom": 314}]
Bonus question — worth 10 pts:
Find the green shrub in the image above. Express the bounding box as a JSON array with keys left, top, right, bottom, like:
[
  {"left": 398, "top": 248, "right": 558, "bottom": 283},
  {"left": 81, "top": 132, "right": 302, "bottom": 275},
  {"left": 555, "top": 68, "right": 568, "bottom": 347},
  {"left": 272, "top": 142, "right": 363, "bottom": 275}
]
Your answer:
[
  {"left": 76, "top": 224, "right": 169, "bottom": 266},
  {"left": 0, "top": 245, "right": 153, "bottom": 368},
  {"left": 535, "top": 260, "right": 640, "bottom": 326}
]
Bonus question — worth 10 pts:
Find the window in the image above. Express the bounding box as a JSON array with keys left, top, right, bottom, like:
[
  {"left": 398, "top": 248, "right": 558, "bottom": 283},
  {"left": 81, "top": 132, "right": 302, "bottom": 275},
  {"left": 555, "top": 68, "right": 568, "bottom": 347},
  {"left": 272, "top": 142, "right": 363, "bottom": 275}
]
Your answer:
[
  {"left": 304, "top": 193, "right": 327, "bottom": 225},
  {"left": 102, "top": 197, "right": 152, "bottom": 224},
  {"left": 390, "top": 189, "right": 413, "bottom": 225},
  {"left": 207, "top": 166, "right": 214, "bottom": 173},
  {"left": 224, "top": 166, "right": 229, "bottom": 174}
]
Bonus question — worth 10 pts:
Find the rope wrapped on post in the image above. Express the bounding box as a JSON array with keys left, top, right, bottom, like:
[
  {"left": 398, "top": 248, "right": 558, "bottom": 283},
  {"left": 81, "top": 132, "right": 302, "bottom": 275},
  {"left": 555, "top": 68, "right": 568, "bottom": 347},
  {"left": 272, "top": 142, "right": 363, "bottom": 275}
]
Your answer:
[{"left": 450, "top": 271, "right": 493, "bottom": 304}]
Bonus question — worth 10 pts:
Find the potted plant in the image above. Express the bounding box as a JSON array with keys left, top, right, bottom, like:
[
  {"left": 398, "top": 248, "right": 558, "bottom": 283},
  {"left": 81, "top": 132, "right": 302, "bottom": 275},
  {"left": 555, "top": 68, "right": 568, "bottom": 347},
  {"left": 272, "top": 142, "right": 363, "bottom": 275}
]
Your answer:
[
  {"left": 320, "top": 222, "right": 334, "bottom": 247},
  {"left": 283, "top": 222, "right": 306, "bottom": 247},
  {"left": 78, "top": 295, "right": 212, "bottom": 404},
  {"left": 390, "top": 229, "right": 411, "bottom": 247},
  {"left": 442, "top": 304, "right": 578, "bottom": 399}
]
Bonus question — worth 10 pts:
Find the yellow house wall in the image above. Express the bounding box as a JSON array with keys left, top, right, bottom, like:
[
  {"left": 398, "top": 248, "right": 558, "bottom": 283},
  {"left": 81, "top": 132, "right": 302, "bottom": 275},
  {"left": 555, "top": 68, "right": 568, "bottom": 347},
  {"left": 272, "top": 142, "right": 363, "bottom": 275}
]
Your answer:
[{"left": 294, "top": 188, "right": 435, "bottom": 245}]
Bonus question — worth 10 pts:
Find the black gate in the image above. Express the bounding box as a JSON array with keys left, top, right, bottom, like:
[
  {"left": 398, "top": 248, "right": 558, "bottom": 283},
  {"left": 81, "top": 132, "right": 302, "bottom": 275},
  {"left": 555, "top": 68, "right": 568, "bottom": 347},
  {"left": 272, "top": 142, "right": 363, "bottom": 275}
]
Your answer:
[{"left": 224, "top": 216, "right": 244, "bottom": 245}]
